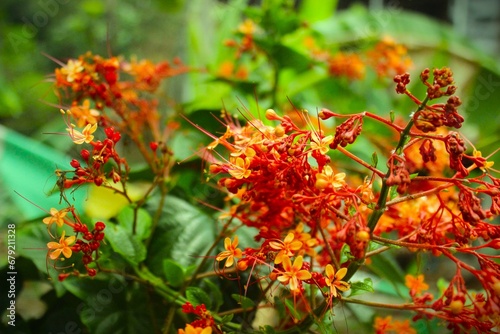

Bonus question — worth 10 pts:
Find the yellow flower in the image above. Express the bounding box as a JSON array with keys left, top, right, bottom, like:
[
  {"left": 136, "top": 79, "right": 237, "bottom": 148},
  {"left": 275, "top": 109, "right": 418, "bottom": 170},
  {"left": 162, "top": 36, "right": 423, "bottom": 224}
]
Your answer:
[
  {"left": 216, "top": 236, "right": 242, "bottom": 267},
  {"left": 238, "top": 19, "right": 256, "bottom": 35},
  {"left": 67, "top": 123, "right": 98, "bottom": 144},
  {"left": 43, "top": 208, "right": 68, "bottom": 228},
  {"left": 277, "top": 255, "right": 312, "bottom": 292},
  {"left": 178, "top": 324, "right": 212, "bottom": 334},
  {"left": 269, "top": 233, "right": 303, "bottom": 264},
  {"left": 228, "top": 157, "right": 251, "bottom": 179},
  {"left": 310, "top": 131, "right": 333, "bottom": 155},
  {"left": 61, "top": 59, "right": 84, "bottom": 82},
  {"left": 315, "top": 166, "right": 346, "bottom": 190},
  {"left": 325, "top": 264, "right": 350, "bottom": 298},
  {"left": 47, "top": 231, "right": 76, "bottom": 260}
]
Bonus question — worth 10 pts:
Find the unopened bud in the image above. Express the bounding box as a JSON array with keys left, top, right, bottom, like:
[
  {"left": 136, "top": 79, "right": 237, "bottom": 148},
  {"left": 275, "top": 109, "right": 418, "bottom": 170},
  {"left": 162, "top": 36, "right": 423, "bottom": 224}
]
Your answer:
[{"left": 265, "top": 109, "right": 283, "bottom": 121}]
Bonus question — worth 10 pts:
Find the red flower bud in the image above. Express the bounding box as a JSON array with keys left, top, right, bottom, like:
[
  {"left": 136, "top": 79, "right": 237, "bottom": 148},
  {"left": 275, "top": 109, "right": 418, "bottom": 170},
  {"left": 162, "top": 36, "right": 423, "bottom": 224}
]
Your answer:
[
  {"left": 81, "top": 149, "right": 90, "bottom": 161},
  {"left": 70, "top": 159, "right": 80, "bottom": 168},
  {"left": 149, "top": 141, "right": 159, "bottom": 152},
  {"left": 94, "top": 222, "right": 106, "bottom": 231}
]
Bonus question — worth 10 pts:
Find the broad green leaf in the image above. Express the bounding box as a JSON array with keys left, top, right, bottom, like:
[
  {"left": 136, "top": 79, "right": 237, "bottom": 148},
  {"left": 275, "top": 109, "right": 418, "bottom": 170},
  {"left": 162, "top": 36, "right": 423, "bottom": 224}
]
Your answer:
[
  {"left": 0, "top": 125, "right": 84, "bottom": 221},
  {"left": 186, "top": 286, "right": 212, "bottom": 309},
  {"left": 105, "top": 222, "right": 146, "bottom": 267},
  {"left": 163, "top": 259, "right": 185, "bottom": 288},
  {"left": 68, "top": 278, "right": 157, "bottom": 334},
  {"left": 146, "top": 195, "right": 216, "bottom": 276},
  {"left": 116, "top": 206, "right": 152, "bottom": 241},
  {"left": 203, "top": 279, "right": 223, "bottom": 312},
  {"left": 348, "top": 277, "right": 374, "bottom": 297}
]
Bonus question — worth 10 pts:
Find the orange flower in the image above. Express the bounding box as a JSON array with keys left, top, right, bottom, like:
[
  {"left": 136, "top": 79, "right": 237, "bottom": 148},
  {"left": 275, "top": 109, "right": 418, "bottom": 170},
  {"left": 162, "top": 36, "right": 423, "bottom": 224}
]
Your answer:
[
  {"left": 405, "top": 274, "right": 429, "bottom": 296},
  {"left": 215, "top": 236, "right": 242, "bottom": 267},
  {"left": 324, "top": 264, "right": 350, "bottom": 298},
  {"left": 47, "top": 231, "right": 76, "bottom": 260},
  {"left": 392, "top": 319, "right": 416, "bottom": 334},
  {"left": 374, "top": 316, "right": 416, "bottom": 334},
  {"left": 328, "top": 52, "right": 365, "bottom": 80},
  {"left": 43, "top": 208, "right": 68, "bottom": 228},
  {"left": 269, "top": 233, "right": 303, "bottom": 264},
  {"left": 277, "top": 255, "right": 312, "bottom": 292},
  {"left": 70, "top": 100, "right": 100, "bottom": 127},
  {"left": 178, "top": 324, "right": 212, "bottom": 334}
]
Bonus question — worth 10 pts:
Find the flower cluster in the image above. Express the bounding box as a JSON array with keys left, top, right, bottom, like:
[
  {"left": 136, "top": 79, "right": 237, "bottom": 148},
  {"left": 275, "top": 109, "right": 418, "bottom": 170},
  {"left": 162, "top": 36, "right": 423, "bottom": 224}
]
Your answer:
[
  {"left": 205, "top": 67, "right": 500, "bottom": 330},
  {"left": 180, "top": 302, "right": 215, "bottom": 333},
  {"left": 54, "top": 52, "right": 189, "bottom": 171},
  {"left": 43, "top": 206, "right": 105, "bottom": 279},
  {"left": 309, "top": 36, "right": 412, "bottom": 80},
  {"left": 43, "top": 53, "right": 191, "bottom": 279}
]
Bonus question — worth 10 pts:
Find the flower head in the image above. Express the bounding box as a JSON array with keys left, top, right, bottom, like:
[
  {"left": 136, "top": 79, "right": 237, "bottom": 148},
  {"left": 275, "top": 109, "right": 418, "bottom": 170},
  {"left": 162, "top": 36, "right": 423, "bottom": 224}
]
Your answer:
[
  {"left": 43, "top": 208, "right": 68, "bottom": 228},
  {"left": 405, "top": 274, "right": 429, "bottom": 296},
  {"left": 47, "top": 231, "right": 76, "bottom": 260},
  {"left": 61, "top": 59, "right": 84, "bottom": 82},
  {"left": 269, "top": 232, "right": 303, "bottom": 264},
  {"left": 178, "top": 324, "right": 212, "bottom": 334},
  {"left": 310, "top": 131, "right": 333, "bottom": 155},
  {"left": 227, "top": 157, "right": 252, "bottom": 179},
  {"left": 325, "top": 264, "right": 350, "bottom": 298},
  {"left": 277, "top": 255, "right": 312, "bottom": 292},
  {"left": 216, "top": 236, "right": 242, "bottom": 267},
  {"left": 315, "top": 166, "right": 346, "bottom": 190},
  {"left": 67, "top": 123, "right": 98, "bottom": 144}
]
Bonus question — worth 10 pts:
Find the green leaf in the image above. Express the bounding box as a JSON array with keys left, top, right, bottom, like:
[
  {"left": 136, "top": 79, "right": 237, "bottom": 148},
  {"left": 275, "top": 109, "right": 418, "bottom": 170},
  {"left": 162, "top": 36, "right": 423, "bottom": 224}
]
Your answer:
[
  {"left": 368, "top": 252, "right": 406, "bottom": 296},
  {"left": 203, "top": 279, "right": 224, "bottom": 312},
  {"left": 339, "top": 243, "right": 354, "bottom": 264},
  {"left": 68, "top": 277, "right": 157, "bottom": 334},
  {"left": 259, "top": 325, "right": 277, "bottom": 334},
  {"left": 348, "top": 277, "right": 374, "bottom": 297},
  {"left": 389, "top": 185, "right": 398, "bottom": 201},
  {"left": 220, "top": 313, "right": 234, "bottom": 324},
  {"left": 163, "top": 259, "right": 185, "bottom": 288},
  {"left": 371, "top": 152, "right": 378, "bottom": 168},
  {"left": 116, "top": 206, "right": 152, "bottom": 241},
  {"left": 231, "top": 293, "right": 255, "bottom": 310},
  {"left": 186, "top": 286, "right": 212, "bottom": 309},
  {"left": 105, "top": 222, "right": 146, "bottom": 267},
  {"left": 0, "top": 125, "right": 85, "bottom": 220},
  {"left": 284, "top": 299, "right": 301, "bottom": 322},
  {"left": 146, "top": 195, "right": 216, "bottom": 276}
]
